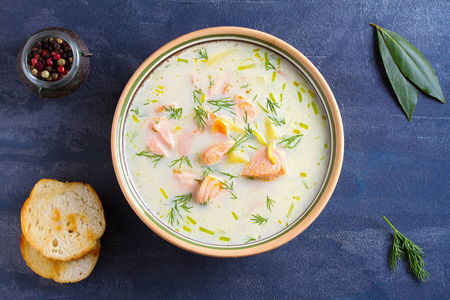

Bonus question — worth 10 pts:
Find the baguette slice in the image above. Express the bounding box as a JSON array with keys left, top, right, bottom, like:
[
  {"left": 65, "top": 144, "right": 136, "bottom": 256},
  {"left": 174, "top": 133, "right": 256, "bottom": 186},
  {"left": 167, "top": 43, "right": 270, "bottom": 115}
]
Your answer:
[
  {"left": 20, "top": 234, "right": 100, "bottom": 283},
  {"left": 21, "top": 179, "right": 106, "bottom": 261}
]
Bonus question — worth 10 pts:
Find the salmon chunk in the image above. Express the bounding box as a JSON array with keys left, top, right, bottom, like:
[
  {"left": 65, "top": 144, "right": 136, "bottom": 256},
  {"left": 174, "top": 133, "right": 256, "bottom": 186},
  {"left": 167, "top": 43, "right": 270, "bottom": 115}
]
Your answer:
[
  {"left": 234, "top": 95, "right": 258, "bottom": 119},
  {"left": 173, "top": 170, "right": 199, "bottom": 190},
  {"left": 197, "top": 175, "right": 223, "bottom": 204},
  {"left": 149, "top": 117, "right": 174, "bottom": 149},
  {"left": 202, "top": 140, "right": 234, "bottom": 165},
  {"left": 241, "top": 145, "right": 287, "bottom": 180},
  {"left": 146, "top": 138, "right": 169, "bottom": 157}
]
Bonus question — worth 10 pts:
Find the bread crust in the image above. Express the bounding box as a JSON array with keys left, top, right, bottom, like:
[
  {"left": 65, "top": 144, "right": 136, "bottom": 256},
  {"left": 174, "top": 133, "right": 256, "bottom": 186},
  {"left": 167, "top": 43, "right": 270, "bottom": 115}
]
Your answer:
[{"left": 21, "top": 179, "right": 105, "bottom": 261}]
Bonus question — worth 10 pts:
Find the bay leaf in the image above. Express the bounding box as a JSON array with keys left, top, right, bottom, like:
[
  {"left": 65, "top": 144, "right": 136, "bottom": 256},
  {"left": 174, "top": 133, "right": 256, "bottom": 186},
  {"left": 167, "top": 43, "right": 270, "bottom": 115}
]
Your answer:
[
  {"left": 377, "top": 30, "right": 418, "bottom": 122},
  {"left": 374, "top": 24, "right": 445, "bottom": 103}
]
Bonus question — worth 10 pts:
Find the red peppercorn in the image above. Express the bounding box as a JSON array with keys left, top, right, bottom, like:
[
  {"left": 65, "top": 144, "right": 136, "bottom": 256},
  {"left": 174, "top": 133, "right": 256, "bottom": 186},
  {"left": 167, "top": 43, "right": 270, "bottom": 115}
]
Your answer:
[
  {"left": 46, "top": 58, "right": 54, "bottom": 66},
  {"left": 34, "top": 54, "right": 40, "bottom": 59},
  {"left": 36, "top": 62, "right": 44, "bottom": 71},
  {"left": 42, "top": 49, "right": 48, "bottom": 56},
  {"left": 53, "top": 53, "right": 61, "bottom": 60},
  {"left": 57, "top": 66, "right": 65, "bottom": 73},
  {"left": 30, "top": 58, "right": 38, "bottom": 66}
]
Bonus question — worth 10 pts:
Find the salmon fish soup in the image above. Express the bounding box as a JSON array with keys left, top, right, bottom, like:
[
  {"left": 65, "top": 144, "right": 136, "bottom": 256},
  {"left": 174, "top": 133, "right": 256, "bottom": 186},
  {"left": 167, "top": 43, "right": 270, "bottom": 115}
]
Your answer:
[{"left": 123, "top": 41, "right": 331, "bottom": 245}]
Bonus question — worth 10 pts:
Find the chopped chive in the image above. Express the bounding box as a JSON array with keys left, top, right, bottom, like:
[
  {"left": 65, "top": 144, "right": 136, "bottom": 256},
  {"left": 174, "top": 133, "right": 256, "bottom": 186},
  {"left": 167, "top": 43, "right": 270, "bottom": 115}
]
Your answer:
[
  {"left": 293, "top": 129, "right": 301, "bottom": 134},
  {"left": 320, "top": 155, "right": 325, "bottom": 161},
  {"left": 241, "top": 84, "right": 249, "bottom": 89},
  {"left": 303, "top": 180, "right": 309, "bottom": 189},
  {"left": 152, "top": 99, "right": 158, "bottom": 103},
  {"left": 155, "top": 90, "right": 164, "bottom": 94},
  {"left": 143, "top": 102, "right": 150, "bottom": 105},
  {"left": 183, "top": 225, "right": 191, "bottom": 232},
  {"left": 278, "top": 220, "right": 282, "bottom": 224},
  {"left": 293, "top": 196, "right": 300, "bottom": 201},
  {"left": 237, "top": 63, "right": 256, "bottom": 71},
  {"left": 219, "top": 236, "right": 230, "bottom": 242},
  {"left": 248, "top": 145, "right": 258, "bottom": 150},
  {"left": 297, "top": 91, "right": 302, "bottom": 103},
  {"left": 158, "top": 85, "right": 164, "bottom": 89},
  {"left": 257, "top": 102, "right": 269, "bottom": 113},
  {"left": 132, "top": 115, "right": 139, "bottom": 123},
  {"left": 252, "top": 48, "right": 260, "bottom": 52},
  {"left": 324, "top": 144, "right": 328, "bottom": 149},
  {"left": 199, "top": 227, "right": 214, "bottom": 235},
  {"left": 245, "top": 237, "right": 256, "bottom": 244},
  {"left": 300, "top": 87, "right": 306, "bottom": 93},
  {"left": 300, "top": 172, "right": 307, "bottom": 177},
  {"left": 287, "top": 203, "right": 294, "bottom": 217},
  {"left": 177, "top": 58, "right": 188, "bottom": 63},
  {"left": 271, "top": 71, "right": 276, "bottom": 81},
  {"left": 282, "top": 83, "right": 286, "bottom": 90},
  {"left": 186, "top": 216, "right": 197, "bottom": 225},
  {"left": 269, "top": 93, "right": 276, "bottom": 103},
  {"left": 232, "top": 212, "right": 238, "bottom": 220},
  {"left": 293, "top": 80, "right": 300, "bottom": 87},
  {"left": 311, "top": 101, "right": 319, "bottom": 115},
  {"left": 160, "top": 188, "right": 168, "bottom": 199},
  {"left": 308, "top": 90, "right": 316, "bottom": 98},
  {"left": 277, "top": 57, "right": 281, "bottom": 66},
  {"left": 299, "top": 123, "right": 309, "bottom": 130}
]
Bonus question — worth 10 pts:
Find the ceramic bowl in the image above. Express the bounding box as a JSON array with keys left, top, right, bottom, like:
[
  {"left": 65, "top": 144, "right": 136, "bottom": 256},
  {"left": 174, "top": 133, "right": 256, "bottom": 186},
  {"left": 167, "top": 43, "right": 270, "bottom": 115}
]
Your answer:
[{"left": 111, "top": 27, "right": 344, "bottom": 257}]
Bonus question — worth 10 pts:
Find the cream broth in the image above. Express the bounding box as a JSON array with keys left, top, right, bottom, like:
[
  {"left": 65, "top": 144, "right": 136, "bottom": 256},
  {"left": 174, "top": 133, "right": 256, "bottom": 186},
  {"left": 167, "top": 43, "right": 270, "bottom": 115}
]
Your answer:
[{"left": 123, "top": 41, "right": 331, "bottom": 245}]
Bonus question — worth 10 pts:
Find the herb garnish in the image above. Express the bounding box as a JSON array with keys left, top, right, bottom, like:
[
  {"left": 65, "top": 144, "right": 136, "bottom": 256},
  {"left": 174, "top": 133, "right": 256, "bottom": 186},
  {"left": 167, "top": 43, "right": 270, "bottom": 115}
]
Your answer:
[
  {"left": 226, "top": 134, "right": 248, "bottom": 154},
  {"left": 245, "top": 237, "right": 256, "bottom": 244},
  {"left": 243, "top": 112, "right": 253, "bottom": 138},
  {"left": 218, "top": 171, "right": 239, "bottom": 180},
  {"left": 130, "top": 107, "right": 139, "bottom": 115},
  {"left": 266, "top": 98, "right": 280, "bottom": 115},
  {"left": 266, "top": 196, "right": 275, "bottom": 212},
  {"left": 194, "top": 106, "right": 208, "bottom": 131},
  {"left": 169, "top": 155, "right": 193, "bottom": 169},
  {"left": 207, "top": 97, "right": 236, "bottom": 114},
  {"left": 220, "top": 179, "right": 237, "bottom": 199},
  {"left": 264, "top": 52, "right": 276, "bottom": 71},
  {"left": 251, "top": 214, "right": 268, "bottom": 225},
  {"left": 278, "top": 134, "right": 303, "bottom": 149},
  {"left": 198, "top": 49, "right": 208, "bottom": 61},
  {"left": 241, "top": 84, "right": 249, "bottom": 89},
  {"left": 163, "top": 106, "right": 183, "bottom": 120},
  {"left": 193, "top": 90, "right": 204, "bottom": 105},
  {"left": 268, "top": 116, "right": 285, "bottom": 126},
  {"left": 167, "top": 193, "right": 193, "bottom": 225},
  {"left": 371, "top": 24, "right": 445, "bottom": 122},
  {"left": 136, "top": 150, "right": 164, "bottom": 167},
  {"left": 202, "top": 166, "right": 214, "bottom": 178},
  {"left": 208, "top": 74, "right": 214, "bottom": 87},
  {"left": 383, "top": 216, "right": 430, "bottom": 282}
]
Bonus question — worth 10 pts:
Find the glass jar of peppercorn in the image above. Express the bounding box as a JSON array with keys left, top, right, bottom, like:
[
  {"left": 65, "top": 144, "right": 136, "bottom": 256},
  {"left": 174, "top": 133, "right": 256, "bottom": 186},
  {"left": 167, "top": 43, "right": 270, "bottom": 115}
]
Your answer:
[{"left": 17, "top": 27, "right": 92, "bottom": 100}]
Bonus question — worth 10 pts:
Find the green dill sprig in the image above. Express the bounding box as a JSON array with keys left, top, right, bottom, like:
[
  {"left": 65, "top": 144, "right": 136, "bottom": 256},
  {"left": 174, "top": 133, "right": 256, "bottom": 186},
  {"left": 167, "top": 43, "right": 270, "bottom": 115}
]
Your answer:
[
  {"left": 167, "top": 193, "right": 193, "bottom": 225},
  {"left": 241, "top": 84, "right": 249, "bottom": 89},
  {"left": 266, "top": 196, "right": 275, "bottom": 212},
  {"left": 245, "top": 237, "right": 256, "bottom": 244},
  {"left": 220, "top": 179, "right": 237, "bottom": 199},
  {"left": 202, "top": 166, "right": 214, "bottom": 178},
  {"left": 268, "top": 116, "right": 285, "bottom": 126},
  {"left": 226, "top": 134, "right": 249, "bottom": 155},
  {"left": 243, "top": 112, "right": 253, "bottom": 138},
  {"left": 208, "top": 74, "right": 214, "bottom": 87},
  {"left": 251, "top": 214, "right": 268, "bottom": 225},
  {"left": 163, "top": 106, "right": 183, "bottom": 120},
  {"left": 278, "top": 134, "right": 303, "bottom": 149},
  {"left": 169, "top": 155, "right": 193, "bottom": 169},
  {"left": 266, "top": 98, "right": 280, "bottom": 114},
  {"left": 193, "top": 90, "right": 204, "bottom": 105},
  {"left": 264, "top": 52, "right": 276, "bottom": 71},
  {"left": 207, "top": 97, "right": 236, "bottom": 115},
  {"left": 198, "top": 49, "right": 208, "bottom": 61},
  {"left": 168, "top": 208, "right": 177, "bottom": 225},
  {"left": 383, "top": 216, "right": 430, "bottom": 282},
  {"left": 136, "top": 150, "right": 164, "bottom": 168},
  {"left": 218, "top": 171, "right": 238, "bottom": 180},
  {"left": 194, "top": 106, "right": 209, "bottom": 131},
  {"left": 130, "top": 107, "right": 139, "bottom": 115}
]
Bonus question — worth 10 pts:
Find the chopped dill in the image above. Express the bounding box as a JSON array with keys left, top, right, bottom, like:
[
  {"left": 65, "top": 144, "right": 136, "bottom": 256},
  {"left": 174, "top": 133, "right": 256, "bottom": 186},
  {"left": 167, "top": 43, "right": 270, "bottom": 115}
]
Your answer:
[
  {"left": 245, "top": 237, "right": 256, "bottom": 244},
  {"left": 278, "top": 134, "right": 303, "bottom": 149},
  {"left": 193, "top": 90, "right": 204, "bottom": 105},
  {"left": 226, "top": 134, "right": 249, "bottom": 154},
  {"left": 251, "top": 214, "right": 268, "bottom": 225},
  {"left": 194, "top": 106, "right": 208, "bottom": 131},
  {"left": 207, "top": 97, "right": 236, "bottom": 114},
  {"left": 136, "top": 150, "right": 164, "bottom": 168},
  {"left": 208, "top": 74, "right": 214, "bottom": 87},
  {"left": 167, "top": 193, "right": 193, "bottom": 225},
  {"left": 268, "top": 116, "right": 286, "bottom": 126},
  {"left": 202, "top": 166, "right": 214, "bottom": 178},
  {"left": 198, "top": 49, "right": 208, "bottom": 61},
  {"left": 266, "top": 196, "right": 276, "bottom": 212},
  {"left": 130, "top": 107, "right": 139, "bottom": 115},
  {"left": 168, "top": 208, "right": 177, "bottom": 225},
  {"left": 241, "top": 84, "right": 249, "bottom": 89},
  {"left": 218, "top": 171, "right": 239, "bottom": 180},
  {"left": 243, "top": 112, "right": 253, "bottom": 138},
  {"left": 266, "top": 98, "right": 280, "bottom": 114},
  {"left": 220, "top": 179, "right": 237, "bottom": 199},
  {"left": 163, "top": 106, "right": 183, "bottom": 120},
  {"left": 264, "top": 52, "right": 276, "bottom": 71},
  {"left": 169, "top": 155, "right": 193, "bottom": 169}
]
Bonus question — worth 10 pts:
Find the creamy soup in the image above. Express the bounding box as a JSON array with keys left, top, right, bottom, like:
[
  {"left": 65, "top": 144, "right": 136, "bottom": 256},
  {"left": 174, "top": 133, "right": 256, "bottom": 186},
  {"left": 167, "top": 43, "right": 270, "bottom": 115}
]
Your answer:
[{"left": 123, "top": 41, "right": 330, "bottom": 245}]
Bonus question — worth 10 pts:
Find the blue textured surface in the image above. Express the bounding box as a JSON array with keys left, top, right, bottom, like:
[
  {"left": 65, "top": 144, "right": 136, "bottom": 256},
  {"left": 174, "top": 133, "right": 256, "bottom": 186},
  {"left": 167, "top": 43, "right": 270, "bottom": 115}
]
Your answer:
[{"left": 1, "top": 1, "right": 449, "bottom": 298}]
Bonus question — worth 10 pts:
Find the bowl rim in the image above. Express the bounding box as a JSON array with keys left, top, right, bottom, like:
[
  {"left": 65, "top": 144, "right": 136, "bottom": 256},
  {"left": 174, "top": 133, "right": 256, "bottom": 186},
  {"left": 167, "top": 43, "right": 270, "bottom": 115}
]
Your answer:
[{"left": 111, "top": 26, "right": 344, "bottom": 257}]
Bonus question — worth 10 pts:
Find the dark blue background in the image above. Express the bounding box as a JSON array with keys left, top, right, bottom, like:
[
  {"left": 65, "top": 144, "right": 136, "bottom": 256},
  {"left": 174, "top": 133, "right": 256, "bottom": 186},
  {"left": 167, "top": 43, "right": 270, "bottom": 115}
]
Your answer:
[{"left": 1, "top": 1, "right": 448, "bottom": 299}]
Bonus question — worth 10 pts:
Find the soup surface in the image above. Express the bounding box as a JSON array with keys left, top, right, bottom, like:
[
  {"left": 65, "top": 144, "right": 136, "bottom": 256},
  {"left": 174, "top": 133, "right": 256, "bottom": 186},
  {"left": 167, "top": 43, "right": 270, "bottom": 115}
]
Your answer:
[{"left": 123, "top": 40, "right": 331, "bottom": 245}]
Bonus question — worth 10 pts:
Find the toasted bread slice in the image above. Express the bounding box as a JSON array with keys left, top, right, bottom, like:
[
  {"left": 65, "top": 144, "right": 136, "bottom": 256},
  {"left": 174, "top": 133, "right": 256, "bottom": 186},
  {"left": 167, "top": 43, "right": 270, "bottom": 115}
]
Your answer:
[
  {"left": 21, "top": 179, "right": 105, "bottom": 261},
  {"left": 20, "top": 234, "right": 100, "bottom": 283}
]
